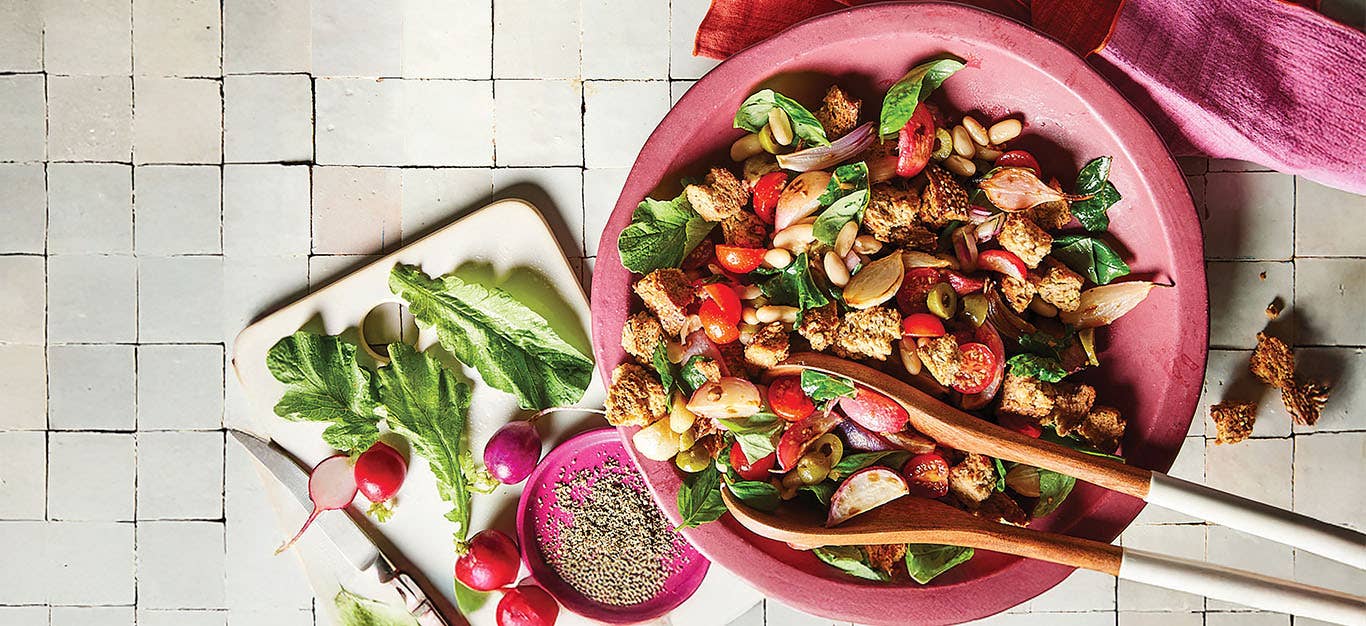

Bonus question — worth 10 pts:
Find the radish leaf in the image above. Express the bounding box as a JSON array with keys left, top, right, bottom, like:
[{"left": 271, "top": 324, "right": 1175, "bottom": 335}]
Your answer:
[{"left": 266, "top": 332, "right": 381, "bottom": 454}]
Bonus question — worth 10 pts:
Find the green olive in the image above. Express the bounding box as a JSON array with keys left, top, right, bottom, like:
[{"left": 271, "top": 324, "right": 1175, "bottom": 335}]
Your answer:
[
  {"left": 794, "top": 453, "right": 832, "bottom": 485},
  {"left": 757, "top": 125, "right": 791, "bottom": 155},
  {"left": 674, "top": 446, "right": 711, "bottom": 473},
  {"left": 962, "top": 293, "right": 990, "bottom": 327},
  {"left": 927, "top": 283, "right": 959, "bottom": 320},
  {"left": 931, "top": 128, "right": 953, "bottom": 161},
  {"left": 811, "top": 434, "right": 844, "bottom": 468}
]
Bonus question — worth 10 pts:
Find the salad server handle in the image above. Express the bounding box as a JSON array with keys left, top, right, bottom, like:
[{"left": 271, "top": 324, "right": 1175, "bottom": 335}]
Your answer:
[{"left": 1144, "top": 472, "right": 1366, "bottom": 569}]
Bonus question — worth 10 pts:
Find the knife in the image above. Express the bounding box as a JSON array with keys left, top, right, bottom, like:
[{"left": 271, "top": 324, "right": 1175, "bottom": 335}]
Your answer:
[{"left": 231, "top": 430, "right": 456, "bottom": 626}]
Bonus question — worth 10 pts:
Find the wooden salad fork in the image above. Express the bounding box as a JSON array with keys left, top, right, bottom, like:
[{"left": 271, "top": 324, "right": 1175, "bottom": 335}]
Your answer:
[
  {"left": 773, "top": 352, "right": 1366, "bottom": 569},
  {"left": 720, "top": 490, "right": 1366, "bottom": 623}
]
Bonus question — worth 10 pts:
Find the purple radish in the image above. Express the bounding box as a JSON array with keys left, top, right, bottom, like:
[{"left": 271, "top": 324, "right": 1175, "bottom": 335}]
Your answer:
[
  {"left": 275, "top": 454, "right": 357, "bottom": 554},
  {"left": 484, "top": 420, "right": 542, "bottom": 485}
]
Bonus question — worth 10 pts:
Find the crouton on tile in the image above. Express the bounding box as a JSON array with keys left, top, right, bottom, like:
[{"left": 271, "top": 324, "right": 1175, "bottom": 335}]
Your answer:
[
  {"left": 633, "top": 268, "right": 695, "bottom": 336},
  {"left": 1249, "top": 332, "right": 1295, "bottom": 387},
  {"left": 1210, "top": 401, "right": 1256, "bottom": 444}
]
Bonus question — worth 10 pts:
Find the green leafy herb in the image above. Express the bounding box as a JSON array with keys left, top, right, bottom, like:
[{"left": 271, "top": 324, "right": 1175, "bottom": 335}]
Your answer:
[
  {"left": 1006, "top": 353, "right": 1067, "bottom": 383},
  {"left": 812, "top": 162, "right": 872, "bottom": 245},
  {"left": 389, "top": 264, "right": 593, "bottom": 411},
  {"left": 616, "top": 190, "right": 717, "bottom": 274},
  {"left": 878, "top": 57, "right": 965, "bottom": 137},
  {"left": 829, "top": 450, "right": 910, "bottom": 481},
  {"left": 727, "top": 480, "right": 780, "bottom": 512},
  {"left": 757, "top": 252, "right": 830, "bottom": 312},
  {"left": 1031, "top": 469, "right": 1076, "bottom": 517},
  {"left": 1070, "top": 156, "right": 1121, "bottom": 232},
  {"left": 652, "top": 341, "right": 680, "bottom": 394},
  {"left": 733, "top": 89, "right": 830, "bottom": 146},
  {"left": 679, "top": 355, "right": 714, "bottom": 394},
  {"left": 904, "top": 544, "right": 975, "bottom": 584},
  {"left": 1018, "top": 331, "right": 1072, "bottom": 358},
  {"left": 460, "top": 450, "right": 500, "bottom": 495},
  {"left": 375, "top": 343, "right": 474, "bottom": 544},
  {"left": 799, "top": 369, "right": 858, "bottom": 404},
  {"left": 993, "top": 457, "right": 1008, "bottom": 492},
  {"left": 716, "top": 412, "right": 783, "bottom": 463},
  {"left": 266, "top": 332, "right": 382, "bottom": 454},
  {"left": 1052, "top": 235, "right": 1131, "bottom": 285},
  {"left": 677, "top": 464, "right": 728, "bottom": 529},
  {"left": 453, "top": 581, "right": 490, "bottom": 616},
  {"left": 799, "top": 481, "right": 836, "bottom": 506},
  {"left": 1040, "top": 426, "right": 1125, "bottom": 461},
  {"left": 813, "top": 546, "right": 890, "bottom": 581},
  {"left": 335, "top": 588, "right": 420, "bottom": 626}
]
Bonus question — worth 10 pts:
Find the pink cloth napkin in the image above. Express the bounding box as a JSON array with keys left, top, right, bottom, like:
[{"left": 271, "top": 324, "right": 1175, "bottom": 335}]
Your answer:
[{"left": 696, "top": 0, "right": 1366, "bottom": 194}]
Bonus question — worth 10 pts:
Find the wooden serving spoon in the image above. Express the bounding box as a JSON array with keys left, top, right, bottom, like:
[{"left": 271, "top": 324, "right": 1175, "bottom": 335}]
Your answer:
[
  {"left": 771, "top": 352, "right": 1366, "bottom": 571},
  {"left": 720, "top": 490, "right": 1366, "bottom": 623}
]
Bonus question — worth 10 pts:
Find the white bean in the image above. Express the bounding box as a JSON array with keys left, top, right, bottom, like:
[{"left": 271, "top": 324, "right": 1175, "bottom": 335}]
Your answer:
[
  {"left": 899, "top": 338, "right": 923, "bottom": 375},
  {"left": 738, "top": 283, "right": 763, "bottom": 300},
  {"left": 769, "top": 108, "right": 794, "bottom": 146},
  {"left": 824, "top": 250, "right": 850, "bottom": 287},
  {"left": 975, "top": 144, "right": 1003, "bottom": 161},
  {"left": 730, "top": 133, "right": 764, "bottom": 162},
  {"left": 962, "top": 116, "right": 989, "bottom": 146},
  {"left": 853, "top": 235, "right": 883, "bottom": 255},
  {"left": 951, "top": 125, "right": 976, "bottom": 159},
  {"left": 762, "top": 247, "right": 793, "bottom": 269},
  {"left": 943, "top": 154, "right": 976, "bottom": 177},
  {"left": 756, "top": 305, "right": 799, "bottom": 324},
  {"left": 741, "top": 307, "right": 759, "bottom": 325},
  {"left": 988, "top": 118, "right": 1023, "bottom": 144},
  {"left": 772, "top": 223, "right": 816, "bottom": 251},
  {"left": 834, "top": 220, "right": 859, "bottom": 257}
]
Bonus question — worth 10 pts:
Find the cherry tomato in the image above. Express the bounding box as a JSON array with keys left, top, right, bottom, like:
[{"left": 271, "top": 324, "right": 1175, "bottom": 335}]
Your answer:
[
  {"left": 901, "top": 313, "right": 946, "bottom": 338},
  {"left": 902, "top": 452, "right": 950, "bottom": 498},
  {"left": 994, "top": 150, "right": 1041, "bottom": 177},
  {"left": 952, "top": 342, "right": 999, "bottom": 394},
  {"left": 768, "top": 376, "right": 816, "bottom": 421},
  {"left": 895, "top": 268, "right": 941, "bottom": 314},
  {"left": 751, "top": 172, "right": 788, "bottom": 224},
  {"left": 700, "top": 283, "right": 742, "bottom": 324},
  {"left": 730, "top": 444, "right": 778, "bottom": 480},
  {"left": 999, "top": 412, "right": 1043, "bottom": 438},
  {"left": 715, "top": 245, "right": 767, "bottom": 274},
  {"left": 699, "top": 300, "right": 739, "bottom": 344},
  {"left": 896, "top": 103, "right": 936, "bottom": 178}
]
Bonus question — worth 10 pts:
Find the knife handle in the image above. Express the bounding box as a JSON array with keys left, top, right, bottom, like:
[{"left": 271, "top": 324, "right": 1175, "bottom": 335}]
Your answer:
[{"left": 388, "top": 569, "right": 453, "bottom": 626}]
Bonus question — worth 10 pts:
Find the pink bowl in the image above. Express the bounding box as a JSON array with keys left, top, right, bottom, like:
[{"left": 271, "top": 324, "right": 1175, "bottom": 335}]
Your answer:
[{"left": 589, "top": 3, "right": 1207, "bottom": 624}]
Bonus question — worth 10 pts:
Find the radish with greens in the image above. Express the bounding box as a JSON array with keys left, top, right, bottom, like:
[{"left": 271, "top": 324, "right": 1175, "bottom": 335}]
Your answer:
[
  {"left": 354, "top": 441, "right": 407, "bottom": 522},
  {"left": 455, "top": 529, "right": 522, "bottom": 591},
  {"left": 276, "top": 454, "right": 358, "bottom": 554}
]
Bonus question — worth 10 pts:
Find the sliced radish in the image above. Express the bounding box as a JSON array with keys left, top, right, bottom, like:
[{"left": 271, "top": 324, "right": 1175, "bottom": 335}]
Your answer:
[
  {"left": 826, "top": 467, "right": 910, "bottom": 526},
  {"left": 838, "top": 387, "right": 910, "bottom": 433},
  {"left": 774, "top": 170, "right": 833, "bottom": 230},
  {"left": 977, "top": 249, "right": 1028, "bottom": 281},
  {"left": 276, "top": 455, "right": 357, "bottom": 554}
]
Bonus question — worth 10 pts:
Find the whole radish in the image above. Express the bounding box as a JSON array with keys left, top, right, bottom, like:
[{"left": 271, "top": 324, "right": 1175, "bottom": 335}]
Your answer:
[
  {"left": 276, "top": 455, "right": 357, "bottom": 554},
  {"left": 354, "top": 441, "right": 407, "bottom": 521},
  {"left": 455, "top": 529, "right": 521, "bottom": 591},
  {"left": 484, "top": 420, "right": 542, "bottom": 485},
  {"left": 497, "top": 583, "right": 559, "bottom": 626}
]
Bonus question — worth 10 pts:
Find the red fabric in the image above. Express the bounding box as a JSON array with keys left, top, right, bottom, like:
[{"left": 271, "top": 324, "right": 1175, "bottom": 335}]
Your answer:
[{"left": 693, "top": 0, "right": 1366, "bottom": 193}]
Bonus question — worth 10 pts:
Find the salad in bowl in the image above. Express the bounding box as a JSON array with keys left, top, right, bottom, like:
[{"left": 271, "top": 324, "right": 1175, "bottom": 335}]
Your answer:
[{"left": 600, "top": 55, "right": 1162, "bottom": 584}]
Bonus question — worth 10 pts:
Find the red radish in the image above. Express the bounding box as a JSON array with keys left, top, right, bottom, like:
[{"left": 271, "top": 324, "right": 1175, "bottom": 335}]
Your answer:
[
  {"left": 838, "top": 387, "right": 910, "bottom": 433},
  {"left": 902, "top": 453, "right": 951, "bottom": 498},
  {"left": 895, "top": 104, "right": 935, "bottom": 178},
  {"left": 951, "top": 226, "right": 979, "bottom": 271},
  {"left": 827, "top": 467, "right": 910, "bottom": 526},
  {"left": 977, "top": 249, "right": 1028, "bottom": 281},
  {"left": 496, "top": 583, "right": 560, "bottom": 626},
  {"left": 354, "top": 442, "right": 407, "bottom": 521},
  {"left": 456, "top": 529, "right": 522, "bottom": 592},
  {"left": 276, "top": 455, "right": 357, "bottom": 554},
  {"left": 835, "top": 419, "right": 896, "bottom": 452},
  {"left": 995, "top": 150, "right": 1042, "bottom": 177},
  {"left": 776, "top": 411, "right": 842, "bottom": 470},
  {"left": 485, "top": 420, "right": 543, "bottom": 485}
]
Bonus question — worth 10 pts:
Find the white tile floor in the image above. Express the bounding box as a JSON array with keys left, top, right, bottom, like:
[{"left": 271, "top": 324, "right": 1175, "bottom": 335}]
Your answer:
[{"left": 1, "top": 1, "right": 1363, "bottom": 625}]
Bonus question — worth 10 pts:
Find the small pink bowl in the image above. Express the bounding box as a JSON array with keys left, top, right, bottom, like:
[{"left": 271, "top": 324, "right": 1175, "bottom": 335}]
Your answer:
[
  {"left": 515, "top": 428, "right": 710, "bottom": 623},
  {"left": 590, "top": 3, "right": 1206, "bottom": 624}
]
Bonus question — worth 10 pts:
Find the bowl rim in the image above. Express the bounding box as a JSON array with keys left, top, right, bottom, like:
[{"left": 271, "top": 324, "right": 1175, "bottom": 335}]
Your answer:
[{"left": 589, "top": 2, "right": 1207, "bottom": 623}]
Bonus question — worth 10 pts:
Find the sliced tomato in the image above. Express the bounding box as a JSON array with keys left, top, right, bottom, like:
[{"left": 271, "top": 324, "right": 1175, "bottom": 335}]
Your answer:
[
  {"left": 896, "top": 104, "right": 936, "bottom": 178},
  {"left": 942, "top": 270, "right": 986, "bottom": 295},
  {"left": 699, "top": 300, "right": 739, "bottom": 344},
  {"left": 995, "top": 150, "right": 1041, "bottom": 177},
  {"left": 976, "top": 249, "right": 1027, "bottom": 281},
  {"left": 901, "top": 313, "right": 946, "bottom": 338},
  {"left": 714, "top": 245, "right": 767, "bottom": 274},
  {"left": 730, "top": 443, "right": 777, "bottom": 480},
  {"left": 768, "top": 375, "right": 815, "bottom": 422},
  {"left": 751, "top": 172, "right": 788, "bottom": 224},
  {"left": 838, "top": 387, "right": 910, "bottom": 433},
  {"left": 700, "top": 283, "right": 742, "bottom": 324},
  {"left": 895, "top": 267, "right": 941, "bottom": 314},
  {"left": 902, "top": 452, "right": 950, "bottom": 498},
  {"left": 999, "top": 412, "right": 1042, "bottom": 438},
  {"left": 952, "top": 342, "right": 999, "bottom": 394}
]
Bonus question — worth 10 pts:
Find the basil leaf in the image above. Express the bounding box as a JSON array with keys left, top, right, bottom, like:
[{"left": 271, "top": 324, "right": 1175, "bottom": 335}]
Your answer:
[
  {"left": 813, "top": 189, "right": 870, "bottom": 246},
  {"left": 993, "top": 457, "right": 1008, "bottom": 492},
  {"left": 1070, "top": 181, "right": 1121, "bottom": 232},
  {"left": 266, "top": 332, "right": 382, "bottom": 454},
  {"left": 733, "top": 89, "right": 830, "bottom": 146},
  {"left": 829, "top": 450, "right": 910, "bottom": 481},
  {"left": 677, "top": 464, "right": 728, "bottom": 529},
  {"left": 1040, "top": 426, "right": 1125, "bottom": 461},
  {"left": 727, "top": 480, "right": 781, "bottom": 512},
  {"left": 817, "top": 161, "right": 871, "bottom": 206},
  {"left": 717, "top": 412, "right": 782, "bottom": 463},
  {"left": 813, "top": 546, "right": 890, "bottom": 581},
  {"left": 679, "top": 355, "right": 713, "bottom": 394},
  {"left": 799, "top": 369, "right": 858, "bottom": 404},
  {"left": 389, "top": 264, "right": 595, "bottom": 411},
  {"left": 904, "top": 544, "right": 975, "bottom": 584},
  {"left": 1052, "top": 235, "right": 1131, "bottom": 285},
  {"left": 1018, "top": 331, "right": 1072, "bottom": 358},
  {"left": 616, "top": 190, "right": 717, "bottom": 274},
  {"left": 1074, "top": 156, "right": 1113, "bottom": 195},
  {"left": 878, "top": 57, "right": 965, "bottom": 137},
  {"left": 335, "top": 588, "right": 421, "bottom": 626},
  {"left": 652, "top": 341, "right": 679, "bottom": 395},
  {"left": 1031, "top": 469, "right": 1076, "bottom": 517},
  {"left": 757, "top": 252, "right": 830, "bottom": 311},
  {"left": 1006, "top": 353, "right": 1067, "bottom": 383},
  {"left": 799, "top": 481, "right": 836, "bottom": 506}
]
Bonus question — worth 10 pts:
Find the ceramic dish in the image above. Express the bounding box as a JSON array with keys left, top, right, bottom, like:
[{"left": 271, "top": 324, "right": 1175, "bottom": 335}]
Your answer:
[{"left": 589, "top": 3, "right": 1206, "bottom": 624}]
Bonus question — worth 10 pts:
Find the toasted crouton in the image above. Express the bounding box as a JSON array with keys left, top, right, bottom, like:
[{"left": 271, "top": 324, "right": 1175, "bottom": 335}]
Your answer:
[
  {"left": 918, "top": 165, "right": 970, "bottom": 227},
  {"left": 797, "top": 303, "right": 841, "bottom": 352},
  {"left": 863, "top": 183, "right": 937, "bottom": 249},
  {"left": 717, "top": 341, "right": 752, "bottom": 380},
  {"left": 1282, "top": 380, "right": 1330, "bottom": 426},
  {"left": 1210, "top": 401, "right": 1256, "bottom": 445},
  {"left": 1047, "top": 381, "right": 1098, "bottom": 433},
  {"left": 998, "top": 371, "right": 1054, "bottom": 421},
  {"left": 834, "top": 306, "right": 901, "bottom": 361},
  {"left": 689, "top": 357, "right": 723, "bottom": 384},
  {"left": 1250, "top": 332, "right": 1295, "bottom": 387},
  {"left": 998, "top": 215, "right": 1052, "bottom": 269},
  {"left": 685, "top": 168, "right": 748, "bottom": 222},
  {"left": 721, "top": 211, "right": 768, "bottom": 248},
  {"left": 1030, "top": 258, "right": 1084, "bottom": 312},
  {"left": 621, "top": 311, "right": 664, "bottom": 364},
  {"left": 1026, "top": 199, "right": 1073, "bottom": 230},
  {"left": 949, "top": 453, "right": 997, "bottom": 506},
  {"left": 862, "top": 544, "right": 907, "bottom": 575},
  {"left": 744, "top": 322, "right": 790, "bottom": 369},
  {"left": 633, "top": 269, "right": 695, "bottom": 336},
  {"left": 916, "top": 335, "right": 961, "bottom": 386},
  {"left": 1071, "top": 405, "right": 1125, "bottom": 452},
  {"left": 814, "top": 85, "right": 862, "bottom": 139},
  {"left": 974, "top": 491, "right": 1030, "bottom": 526},
  {"left": 604, "top": 363, "right": 668, "bottom": 427},
  {"left": 999, "top": 275, "right": 1036, "bottom": 313}
]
